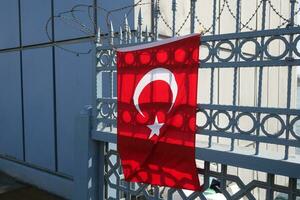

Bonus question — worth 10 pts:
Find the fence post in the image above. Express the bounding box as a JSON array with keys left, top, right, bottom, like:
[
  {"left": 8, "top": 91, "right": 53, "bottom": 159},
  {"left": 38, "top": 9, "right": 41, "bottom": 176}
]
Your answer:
[{"left": 73, "top": 105, "right": 102, "bottom": 200}]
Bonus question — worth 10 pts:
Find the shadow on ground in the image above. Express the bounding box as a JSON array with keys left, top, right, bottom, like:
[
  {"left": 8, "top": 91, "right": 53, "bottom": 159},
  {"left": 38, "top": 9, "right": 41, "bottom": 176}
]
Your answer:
[
  {"left": 0, "top": 172, "right": 63, "bottom": 200},
  {"left": 0, "top": 186, "right": 64, "bottom": 200}
]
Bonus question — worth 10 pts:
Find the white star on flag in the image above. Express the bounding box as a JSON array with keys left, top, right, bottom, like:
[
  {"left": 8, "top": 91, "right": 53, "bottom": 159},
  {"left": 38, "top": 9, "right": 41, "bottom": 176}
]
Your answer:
[{"left": 147, "top": 116, "right": 164, "bottom": 139}]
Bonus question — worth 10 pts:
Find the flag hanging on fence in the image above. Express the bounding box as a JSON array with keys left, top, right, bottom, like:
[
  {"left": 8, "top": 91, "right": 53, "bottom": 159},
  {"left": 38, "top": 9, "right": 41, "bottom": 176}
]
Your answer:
[{"left": 117, "top": 33, "right": 201, "bottom": 191}]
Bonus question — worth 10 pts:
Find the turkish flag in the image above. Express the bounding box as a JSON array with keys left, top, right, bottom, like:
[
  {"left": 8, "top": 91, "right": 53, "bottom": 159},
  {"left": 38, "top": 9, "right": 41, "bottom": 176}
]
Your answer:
[{"left": 117, "top": 34, "right": 201, "bottom": 190}]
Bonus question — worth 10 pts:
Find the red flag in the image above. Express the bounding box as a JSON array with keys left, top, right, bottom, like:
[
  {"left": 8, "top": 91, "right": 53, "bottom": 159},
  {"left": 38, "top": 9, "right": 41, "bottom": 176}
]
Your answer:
[{"left": 117, "top": 34, "right": 201, "bottom": 190}]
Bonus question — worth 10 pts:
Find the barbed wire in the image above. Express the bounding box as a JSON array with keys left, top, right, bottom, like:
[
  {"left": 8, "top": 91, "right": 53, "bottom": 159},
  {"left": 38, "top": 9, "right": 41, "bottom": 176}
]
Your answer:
[
  {"left": 225, "top": 0, "right": 300, "bottom": 29},
  {"left": 105, "top": 0, "right": 143, "bottom": 32},
  {"left": 45, "top": 0, "right": 300, "bottom": 55},
  {"left": 176, "top": 11, "right": 191, "bottom": 35},
  {"left": 157, "top": 12, "right": 173, "bottom": 33},
  {"left": 268, "top": 0, "right": 290, "bottom": 23},
  {"left": 195, "top": 0, "right": 226, "bottom": 35},
  {"left": 45, "top": 9, "right": 95, "bottom": 56},
  {"left": 268, "top": 0, "right": 300, "bottom": 28},
  {"left": 240, "top": 0, "right": 263, "bottom": 30},
  {"left": 70, "top": 4, "right": 108, "bottom": 32},
  {"left": 224, "top": 0, "right": 258, "bottom": 31},
  {"left": 45, "top": 1, "right": 149, "bottom": 55},
  {"left": 157, "top": 0, "right": 259, "bottom": 35},
  {"left": 104, "top": 0, "right": 152, "bottom": 51},
  {"left": 156, "top": 0, "right": 191, "bottom": 36}
]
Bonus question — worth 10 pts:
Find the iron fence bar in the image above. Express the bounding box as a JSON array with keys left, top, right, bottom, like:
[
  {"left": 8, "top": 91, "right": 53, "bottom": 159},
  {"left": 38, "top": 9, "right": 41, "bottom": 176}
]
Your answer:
[
  {"left": 284, "top": 0, "right": 297, "bottom": 160},
  {"left": 138, "top": 8, "right": 142, "bottom": 42},
  {"left": 220, "top": 165, "right": 231, "bottom": 199},
  {"left": 200, "top": 26, "right": 300, "bottom": 41},
  {"left": 96, "top": 59, "right": 300, "bottom": 72},
  {"left": 203, "top": 161, "right": 210, "bottom": 190},
  {"left": 201, "top": 60, "right": 300, "bottom": 68},
  {"left": 231, "top": 0, "right": 241, "bottom": 151},
  {"left": 172, "top": 0, "right": 176, "bottom": 36},
  {"left": 256, "top": 0, "right": 267, "bottom": 155},
  {"left": 266, "top": 173, "right": 275, "bottom": 199},
  {"left": 199, "top": 130, "right": 300, "bottom": 148},
  {"left": 154, "top": 0, "right": 159, "bottom": 40},
  {"left": 92, "top": 130, "right": 300, "bottom": 179},
  {"left": 208, "top": 0, "right": 218, "bottom": 149},
  {"left": 151, "top": 0, "right": 155, "bottom": 34},
  {"left": 190, "top": 0, "right": 196, "bottom": 33},
  {"left": 97, "top": 98, "right": 300, "bottom": 115},
  {"left": 95, "top": 27, "right": 300, "bottom": 46},
  {"left": 288, "top": 178, "right": 297, "bottom": 200},
  {"left": 198, "top": 103, "right": 300, "bottom": 115},
  {"left": 92, "top": 124, "right": 300, "bottom": 152}
]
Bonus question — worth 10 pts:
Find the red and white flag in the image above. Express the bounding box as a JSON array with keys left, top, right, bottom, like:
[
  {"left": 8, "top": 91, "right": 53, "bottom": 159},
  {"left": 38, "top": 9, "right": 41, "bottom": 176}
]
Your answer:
[{"left": 117, "top": 34, "right": 201, "bottom": 190}]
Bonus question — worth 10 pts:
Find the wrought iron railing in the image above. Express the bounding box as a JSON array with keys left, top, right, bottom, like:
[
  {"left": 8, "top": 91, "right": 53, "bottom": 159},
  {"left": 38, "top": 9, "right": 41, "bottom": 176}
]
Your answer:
[{"left": 74, "top": 0, "right": 300, "bottom": 199}]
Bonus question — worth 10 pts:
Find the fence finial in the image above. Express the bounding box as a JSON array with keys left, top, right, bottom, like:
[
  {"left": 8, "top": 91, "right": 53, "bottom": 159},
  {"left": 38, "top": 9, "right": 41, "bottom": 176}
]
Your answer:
[
  {"left": 119, "top": 26, "right": 123, "bottom": 44},
  {"left": 128, "top": 26, "right": 132, "bottom": 43},
  {"left": 154, "top": 1, "right": 159, "bottom": 40},
  {"left": 144, "top": 25, "right": 148, "bottom": 42},
  {"left": 138, "top": 8, "right": 142, "bottom": 25},
  {"left": 96, "top": 27, "right": 101, "bottom": 46},
  {"left": 109, "top": 20, "right": 114, "bottom": 45},
  {"left": 124, "top": 14, "right": 129, "bottom": 43},
  {"left": 138, "top": 8, "right": 143, "bottom": 42},
  {"left": 124, "top": 14, "right": 129, "bottom": 30}
]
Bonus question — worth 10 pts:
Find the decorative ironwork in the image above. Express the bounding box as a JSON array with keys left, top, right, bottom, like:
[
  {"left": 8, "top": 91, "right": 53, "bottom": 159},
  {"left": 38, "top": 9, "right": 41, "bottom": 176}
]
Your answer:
[
  {"left": 92, "top": 0, "right": 300, "bottom": 199},
  {"left": 104, "top": 148, "right": 300, "bottom": 200}
]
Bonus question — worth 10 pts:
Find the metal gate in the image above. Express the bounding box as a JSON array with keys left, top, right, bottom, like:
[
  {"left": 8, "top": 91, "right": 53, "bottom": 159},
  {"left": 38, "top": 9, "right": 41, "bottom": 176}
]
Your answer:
[{"left": 74, "top": 0, "right": 300, "bottom": 199}]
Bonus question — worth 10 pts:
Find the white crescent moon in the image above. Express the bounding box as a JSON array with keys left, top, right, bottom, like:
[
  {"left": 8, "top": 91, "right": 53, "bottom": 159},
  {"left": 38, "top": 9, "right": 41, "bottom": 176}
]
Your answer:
[{"left": 133, "top": 67, "right": 178, "bottom": 117}]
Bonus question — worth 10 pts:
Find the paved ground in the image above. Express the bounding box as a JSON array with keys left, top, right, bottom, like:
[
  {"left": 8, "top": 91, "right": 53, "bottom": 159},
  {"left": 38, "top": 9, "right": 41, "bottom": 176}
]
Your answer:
[{"left": 0, "top": 172, "right": 63, "bottom": 200}]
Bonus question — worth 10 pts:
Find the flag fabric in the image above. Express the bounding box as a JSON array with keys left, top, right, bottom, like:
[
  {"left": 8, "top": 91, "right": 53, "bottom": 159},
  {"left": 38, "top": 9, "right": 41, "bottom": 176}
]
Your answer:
[{"left": 117, "top": 34, "right": 201, "bottom": 191}]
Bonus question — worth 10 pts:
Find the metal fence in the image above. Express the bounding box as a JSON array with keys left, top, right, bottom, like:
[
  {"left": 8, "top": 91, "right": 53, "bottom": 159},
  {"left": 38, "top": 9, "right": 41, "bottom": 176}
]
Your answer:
[{"left": 74, "top": 0, "right": 300, "bottom": 199}]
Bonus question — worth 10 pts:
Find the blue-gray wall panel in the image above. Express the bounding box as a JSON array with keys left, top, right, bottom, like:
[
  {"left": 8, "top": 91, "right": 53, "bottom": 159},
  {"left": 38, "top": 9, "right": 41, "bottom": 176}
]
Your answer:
[
  {"left": 102, "top": 72, "right": 111, "bottom": 98},
  {"left": 55, "top": 43, "right": 93, "bottom": 175},
  {"left": 101, "top": 72, "right": 116, "bottom": 98},
  {"left": 54, "top": 0, "right": 93, "bottom": 41},
  {"left": 0, "top": 0, "right": 20, "bottom": 49},
  {"left": 97, "top": 0, "right": 134, "bottom": 33},
  {"left": 0, "top": 52, "right": 23, "bottom": 160},
  {"left": 21, "top": 0, "right": 52, "bottom": 45},
  {"left": 22, "top": 48, "right": 55, "bottom": 170}
]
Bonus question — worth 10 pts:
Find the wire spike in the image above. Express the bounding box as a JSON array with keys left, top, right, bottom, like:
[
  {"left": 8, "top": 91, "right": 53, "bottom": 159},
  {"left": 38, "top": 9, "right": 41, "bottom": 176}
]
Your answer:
[
  {"left": 138, "top": 8, "right": 142, "bottom": 25},
  {"left": 124, "top": 14, "right": 129, "bottom": 43},
  {"left": 119, "top": 26, "right": 123, "bottom": 44},
  {"left": 128, "top": 25, "right": 132, "bottom": 43},
  {"left": 124, "top": 14, "right": 129, "bottom": 30},
  {"left": 144, "top": 25, "right": 148, "bottom": 42}
]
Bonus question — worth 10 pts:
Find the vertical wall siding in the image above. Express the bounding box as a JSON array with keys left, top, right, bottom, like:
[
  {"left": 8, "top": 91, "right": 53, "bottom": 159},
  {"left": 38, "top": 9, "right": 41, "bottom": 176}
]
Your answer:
[
  {"left": 20, "top": 0, "right": 52, "bottom": 46},
  {"left": 0, "top": 0, "right": 97, "bottom": 177},
  {"left": 0, "top": 0, "right": 19, "bottom": 49},
  {"left": 22, "top": 47, "right": 56, "bottom": 170},
  {"left": 0, "top": 52, "right": 24, "bottom": 160},
  {"left": 55, "top": 43, "right": 94, "bottom": 175},
  {"left": 54, "top": 0, "right": 93, "bottom": 41}
]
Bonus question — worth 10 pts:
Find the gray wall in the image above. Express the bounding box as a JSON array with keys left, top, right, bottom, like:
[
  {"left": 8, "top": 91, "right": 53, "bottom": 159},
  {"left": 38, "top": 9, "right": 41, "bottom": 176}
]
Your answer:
[
  {"left": 0, "top": 0, "right": 134, "bottom": 177},
  {"left": 0, "top": 0, "right": 95, "bottom": 176}
]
